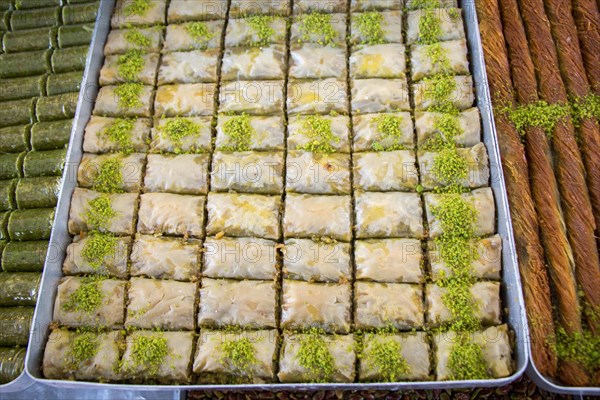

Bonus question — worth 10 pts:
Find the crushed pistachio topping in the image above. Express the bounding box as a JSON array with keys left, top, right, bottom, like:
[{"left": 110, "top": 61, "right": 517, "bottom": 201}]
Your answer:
[
  {"left": 115, "top": 82, "right": 143, "bottom": 109},
  {"left": 222, "top": 114, "right": 254, "bottom": 152},
  {"left": 185, "top": 22, "right": 215, "bottom": 47},
  {"left": 62, "top": 276, "right": 106, "bottom": 314},
  {"left": 371, "top": 114, "right": 407, "bottom": 151},
  {"left": 298, "top": 115, "right": 339, "bottom": 153},
  {"left": 418, "top": 9, "right": 442, "bottom": 45},
  {"left": 66, "top": 332, "right": 99, "bottom": 369},
  {"left": 247, "top": 15, "right": 276, "bottom": 47},
  {"left": 356, "top": 12, "right": 385, "bottom": 45},
  {"left": 298, "top": 13, "right": 337, "bottom": 46},
  {"left": 158, "top": 117, "right": 201, "bottom": 149},
  {"left": 93, "top": 157, "right": 124, "bottom": 193},
  {"left": 448, "top": 333, "right": 490, "bottom": 380},
  {"left": 85, "top": 194, "right": 118, "bottom": 230},
  {"left": 296, "top": 329, "right": 335, "bottom": 383},
  {"left": 131, "top": 334, "right": 169, "bottom": 375},
  {"left": 82, "top": 232, "right": 118, "bottom": 270},
  {"left": 102, "top": 118, "right": 135, "bottom": 153},
  {"left": 501, "top": 101, "right": 570, "bottom": 139},
  {"left": 551, "top": 327, "right": 600, "bottom": 373},
  {"left": 432, "top": 148, "right": 468, "bottom": 185},
  {"left": 117, "top": 49, "right": 145, "bottom": 82},
  {"left": 220, "top": 336, "right": 257, "bottom": 376},
  {"left": 124, "top": 28, "right": 151, "bottom": 48},
  {"left": 424, "top": 42, "right": 451, "bottom": 73},
  {"left": 124, "top": 0, "right": 151, "bottom": 16},
  {"left": 364, "top": 335, "right": 410, "bottom": 382}
]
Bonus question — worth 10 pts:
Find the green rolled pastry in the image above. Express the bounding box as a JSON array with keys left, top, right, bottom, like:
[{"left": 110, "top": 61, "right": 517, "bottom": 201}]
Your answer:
[
  {"left": 0, "top": 307, "right": 33, "bottom": 346},
  {"left": 0, "top": 49, "right": 52, "bottom": 78},
  {"left": 0, "top": 272, "right": 41, "bottom": 306},
  {"left": 46, "top": 71, "right": 83, "bottom": 96},
  {"left": 0, "top": 347, "right": 26, "bottom": 384},
  {"left": 0, "top": 98, "right": 36, "bottom": 127},
  {"left": 22, "top": 149, "right": 66, "bottom": 177},
  {"left": 62, "top": 3, "right": 98, "bottom": 25},
  {"left": 15, "top": 0, "right": 60, "bottom": 9},
  {"left": 31, "top": 119, "right": 72, "bottom": 150},
  {"left": 1, "top": 241, "right": 48, "bottom": 272},
  {"left": 0, "top": 179, "right": 16, "bottom": 212},
  {"left": 8, "top": 208, "right": 54, "bottom": 241},
  {"left": 35, "top": 92, "right": 78, "bottom": 122},
  {"left": 16, "top": 176, "right": 60, "bottom": 209},
  {"left": 57, "top": 23, "right": 94, "bottom": 48},
  {"left": 0, "top": 75, "right": 46, "bottom": 101},
  {"left": 2, "top": 27, "right": 56, "bottom": 53},
  {"left": 0, "top": 152, "right": 25, "bottom": 180},
  {"left": 10, "top": 7, "right": 60, "bottom": 30},
  {"left": 0, "top": 125, "right": 30, "bottom": 153},
  {"left": 51, "top": 46, "right": 89, "bottom": 73},
  {"left": 0, "top": 212, "right": 9, "bottom": 241}
]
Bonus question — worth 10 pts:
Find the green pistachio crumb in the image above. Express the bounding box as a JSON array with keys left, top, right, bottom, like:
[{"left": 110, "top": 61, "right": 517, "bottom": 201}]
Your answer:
[
  {"left": 222, "top": 114, "right": 254, "bottom": 152},
  {"left": 432, "top": 147, "right": 468, "bottom": 185},
  {"left": 159, "top": 117, "right": 201, "bottom": 146},
  {"left": 247, "top": 15, "right": 276, "bottom": 46},
  {"left": 296, "top": 328, "right": 335, "bottom": 383},
  {"left": 85, "top": 194, "right": 118, "bottom": 230},
  {"left": 298, "top": 13, "right": 337, "bottom": 46},
  {"left": 82, "top": 232, "right": 118, "bottom": 270},
  {"left": 356, "top": 12, "right": 385, "bottom": 45},
  {"left": 298, "top": 115, "right": 339, "bottom": 153},
  {"left": 66, "top": 332, "right": 99, "bottom": 369},
  {"left": 448, "top": 333, "right": 490, "bottom": 380},
  {"left": 366, "top": 335, "right": 410, "bottom": 382},
  {"left": 117, "top": 49, "right": 145, "bottom": 82},
  {"left": 115, "top": 82, "right": 143, "bottom": 109},
  {"left": 124, "top": 0, "right": 151, "bottom": 16},
  {"left": 102, "top": 118, "right": 135, "bottom": 153},
  {"left": 93, "top": 157, "right": 124, "bottom": 193},
  {"left": 220, "top": 336, "right": 257, "bottom": 377},
  {"left": 185, "top": 22, "right": 215, "bottom": 47},
  {"left": 63, "top": 276, "right": 105, "bottom": 314},
  {"left": 124, "top": 28, "right": 151, "bottom": 48},
  {"left": 371, "top": 114, "right": 407, "bottom": 151},
  {"left": 131, "top": 334, "right": 169, "bottom": 375},
  {"left": 418, "top": 9, "right": 442, "bottom": 45}
]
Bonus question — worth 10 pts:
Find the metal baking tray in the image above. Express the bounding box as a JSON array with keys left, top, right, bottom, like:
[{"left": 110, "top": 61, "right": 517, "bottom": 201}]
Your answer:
[{"left": 23, "top": 0, "right": 528, "bottom": 392}]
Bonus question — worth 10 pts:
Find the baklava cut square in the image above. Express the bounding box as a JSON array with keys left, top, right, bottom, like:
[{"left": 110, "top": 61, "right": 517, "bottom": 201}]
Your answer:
[
  {"left": 206, "top": 193, "right": 281, "bottom": 240},
  {"left": 125, "top": 277, "right": 196, "bottom": 330},
  {"left": 355, "top": 238, "right": 423, "bottom": 283},
  {"left": 198, "top": 278, "right": 277, "bottom": 329},
  {"left": 355, "top": 192, "right": 424, "bottom": 239},
  {"left": 283, "top": 238, "right": 352, "bottom": 282},
  {"left": 353, "top": 150, "right": 418, "bottom": 192},
  {"left": 53, "top": 276, "right": 126, "bottom": 328},
  {"left": 286, "top": 151, "right": 351, "bottom": 195},
  {"left": 281, "top": 280, "right": 351, "bottom": 333},
  {"left": 284, "top": 193, "right": 352, "bottom": 241},
  {"left": 211, "top": 151, "right": 284, "bottom": 194},
  {"left": 144, "top": 153, "right": 210, "bottom": 195},
  {"left": 137, "top": 193, "right": 205, "bottom": 238},
  {"left": 130, "top": 235, "right": 201, "bottom": 281},
  {"left": 355, "top": 282, "right": 424, "bottom": 330}
]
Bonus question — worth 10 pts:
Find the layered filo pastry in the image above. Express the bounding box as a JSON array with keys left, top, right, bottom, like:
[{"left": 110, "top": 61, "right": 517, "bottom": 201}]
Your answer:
[
  {"left": 350, "top": 11, "right": 403, "bottom": 44},
  {"left": 111, "top": 0, "right": 167, "bottom": 28},
  {"left": 406, "top": 8, "right": 465, "bottom": 45},
  {"left": 194, "top": 329, "right": 279, "bottom": 383},
  {"left": 83, "top": 116, "right": 151, "bottom": 154},
  {"left": 103, "top": 27, "right": 163, "bottom": 55}
]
